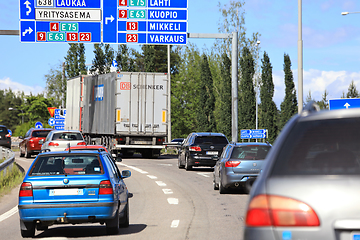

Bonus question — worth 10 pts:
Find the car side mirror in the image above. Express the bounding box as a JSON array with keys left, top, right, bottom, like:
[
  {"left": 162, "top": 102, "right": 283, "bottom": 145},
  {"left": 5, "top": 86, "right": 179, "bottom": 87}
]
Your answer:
[
  {"left": 122, "top": 170, "right": 131, "bottom": 178},
  {"left": 39, "top": 139, "right": 44, "bottom": 145}
]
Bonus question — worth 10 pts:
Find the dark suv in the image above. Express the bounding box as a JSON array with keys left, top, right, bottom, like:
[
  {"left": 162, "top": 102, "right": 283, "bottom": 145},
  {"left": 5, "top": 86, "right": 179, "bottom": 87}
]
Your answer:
[
  {"left": 178, "top": 132, "right": 229, "bottom": 170},
  {"left": 0, "top": 125, "right": 11, "bottom": 149}
]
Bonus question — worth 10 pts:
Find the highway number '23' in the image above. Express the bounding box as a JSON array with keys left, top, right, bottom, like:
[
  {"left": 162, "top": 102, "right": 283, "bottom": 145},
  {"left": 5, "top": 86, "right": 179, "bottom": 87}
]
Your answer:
[{"left": 127, "top": 34, "right": 138, "bottom": 43}]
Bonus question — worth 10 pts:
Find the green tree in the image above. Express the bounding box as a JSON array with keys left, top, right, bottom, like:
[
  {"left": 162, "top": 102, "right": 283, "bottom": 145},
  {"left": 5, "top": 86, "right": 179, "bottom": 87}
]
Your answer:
[
  {"left": 171, "top": 44, "right": 201, "bottom": 137},
  {"left": 346, "top": 80, "right": 359, "bottom": 98},
  {"left": 196, "top": 54, "right": 216, "bottom": 132},
  {"left": 90, "top": 44, "right": 114, "bottom": 75},
  {"left": 304, "top": 90, "right": 314, "bottom": 106},
  {"left": 317, "top": 89, "right": 329, "bottom": 110},
  {"left": 0, "top": 89, "right": 25, "bottom": 131},
  {"left": 239, "top": 46, "right": 256, "bottom": 131},
  {"left": 45, "top": 62, "right": 65, "bottom": 108},
  {"left": 215, "top": 53, "right": 232, "bottom": 139},
  {"left": 64, "top": 43, "right": 87, "bottom": 78},
  {"left": 116, "top": 45, "right": 137, "bottom": 72},
  {"left": 279, "top": 53, "right": 297, "bottom": 130},
  {"left": 259, "top": 52, "right": 278, "bottom": 143},
  {"left": 215, "top": 1, "right": 260, "bottom": 67}
]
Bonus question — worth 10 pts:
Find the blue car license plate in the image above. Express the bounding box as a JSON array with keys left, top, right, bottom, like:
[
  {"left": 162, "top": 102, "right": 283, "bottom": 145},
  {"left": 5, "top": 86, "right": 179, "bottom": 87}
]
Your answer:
[{"left": 49, "top": 189, "right": 83, "bottom": 196}]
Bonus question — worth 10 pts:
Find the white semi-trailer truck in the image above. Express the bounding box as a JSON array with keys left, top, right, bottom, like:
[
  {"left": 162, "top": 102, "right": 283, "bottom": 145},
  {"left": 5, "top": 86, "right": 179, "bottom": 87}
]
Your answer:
[{"left": 65, "top": 72, "right": 169, "bottom": 158}]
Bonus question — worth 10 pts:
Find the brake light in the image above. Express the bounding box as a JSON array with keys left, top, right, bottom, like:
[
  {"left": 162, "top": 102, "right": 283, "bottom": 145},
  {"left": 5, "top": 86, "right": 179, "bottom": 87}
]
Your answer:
[
  {"left": 225, "top": 161, "right": 241, "bottom": 167},
  {"left": 19, "top": 182, "right": 33, "bottom": 197},
  {"left": 189, "top": 146, "right": 201, "bottom": 151},
  {"left": 99, "top": 180, "right": 113, "bottom": 195},
  {"left": 157, "top": 138, "right": 165, "bottom": 142},
  {"left": 77, "top": 142, "right": 86, "bottom": 146},
  {"left": 48, "top": 142, "right": 59, "bottom": 146},
  {"left": 246, "top": 195, "right": 320, "bottom": 227}
]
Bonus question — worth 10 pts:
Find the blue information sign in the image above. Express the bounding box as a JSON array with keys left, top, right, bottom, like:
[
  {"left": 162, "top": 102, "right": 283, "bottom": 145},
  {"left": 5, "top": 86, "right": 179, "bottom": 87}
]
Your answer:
[
  {"left": 329, "top": 98, "right": 360, "bottom": 110},
  {"left": 241, "top": 129, "right": 267, "bottom": 139},
  {"left": 48, "top": 117, "right": 55, "bottom": 126},
  {"left": 19, "top": 0, "right": 102, "bottom": 43},
  {"left": 54, "top": 108, "right": 66, "bottom": 130},
  {"left": 103, "top": 0, "right": 188, "bottom": 44},
  {"left": 20, "top": 0, "right": 188, "bottom": 45}
]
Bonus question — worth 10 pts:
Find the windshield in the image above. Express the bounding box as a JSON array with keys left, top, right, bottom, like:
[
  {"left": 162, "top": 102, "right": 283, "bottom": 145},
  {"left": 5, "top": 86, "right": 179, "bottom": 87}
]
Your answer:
[{"left": 30, "top": 154, "right": 103, "bottom": 176}]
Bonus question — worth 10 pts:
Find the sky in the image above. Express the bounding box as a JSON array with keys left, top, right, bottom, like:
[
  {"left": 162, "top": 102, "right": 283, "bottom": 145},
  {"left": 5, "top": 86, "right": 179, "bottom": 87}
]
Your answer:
[{"left": 1, "top": 0, "right": 360, "bottom": 108}]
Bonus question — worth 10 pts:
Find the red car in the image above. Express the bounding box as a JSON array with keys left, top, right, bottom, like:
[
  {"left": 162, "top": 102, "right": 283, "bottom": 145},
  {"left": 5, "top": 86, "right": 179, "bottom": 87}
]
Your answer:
[{"left": 19, "top": 128, "right": 54, "bottom": 158}]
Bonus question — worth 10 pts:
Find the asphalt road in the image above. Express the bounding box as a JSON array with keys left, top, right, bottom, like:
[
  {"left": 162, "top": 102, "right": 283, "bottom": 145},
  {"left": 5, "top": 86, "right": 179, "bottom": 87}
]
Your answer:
[{"left": 0, "top": 152, "right": 249, "bottom": 240}]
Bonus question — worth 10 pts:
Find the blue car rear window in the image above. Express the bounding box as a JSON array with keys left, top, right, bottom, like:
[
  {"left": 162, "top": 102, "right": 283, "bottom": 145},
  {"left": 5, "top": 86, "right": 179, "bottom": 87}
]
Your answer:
[
  {"left": 272, "top": 118, "right": 360, "bottom": 176},
  {"left": 30, "top": 154, "right": 103, "bottom": 176},
  {"left": 231, "top": 146, "right": 271, "bottom": 160}
]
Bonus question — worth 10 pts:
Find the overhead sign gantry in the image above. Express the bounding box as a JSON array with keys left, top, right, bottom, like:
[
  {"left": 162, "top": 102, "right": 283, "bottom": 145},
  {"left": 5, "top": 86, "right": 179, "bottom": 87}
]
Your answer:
[{"left": 19, "top": 0, "right": 188, "bottom": 44}]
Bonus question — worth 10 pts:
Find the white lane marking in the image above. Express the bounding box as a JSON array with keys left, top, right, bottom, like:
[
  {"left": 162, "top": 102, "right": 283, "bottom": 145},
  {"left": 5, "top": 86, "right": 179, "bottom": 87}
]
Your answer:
[
  {"left": 171, "top": 220, "right": 180, "bottom": 228},
  {"left": 162, "top": 189, "right": 173, "bottom": 194},
  {"left": 118, "top": 163, "right": 148, "bottom": 174},
  {"left": 155, "top": 181, "right": 167, "bottom": 186},
  {"left": 197, "top": 172, "right": 211, "bottom": 178},
  {"left": 0, "top": 206, "right": 18, "bottom": 222},
  {"left": 158, "top": 164, "right": 173, "bottom": 166},
  {"left": 147, "top": 175, "right": 158, "bottom": 179},
  {"left": 167, "top": 198, "right": 179, "bottom": 204}
]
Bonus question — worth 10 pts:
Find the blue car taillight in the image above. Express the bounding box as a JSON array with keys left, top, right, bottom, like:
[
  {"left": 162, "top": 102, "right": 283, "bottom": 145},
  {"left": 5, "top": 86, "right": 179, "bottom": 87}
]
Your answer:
[
  {"left": 19, "top": 182, "right": 33, "bottom": 197},
  {"left": 99, "top": 180, "right": 113, "bottom": 195}
]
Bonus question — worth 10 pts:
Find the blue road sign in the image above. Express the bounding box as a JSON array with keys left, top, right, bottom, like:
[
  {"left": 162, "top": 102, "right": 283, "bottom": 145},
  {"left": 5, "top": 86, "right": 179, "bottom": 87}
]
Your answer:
[
  {"left": 329, "top": 98, "right": 360, "bottom": 110},
  {"left": 35, "top": 122, "right": 43, "bottom": 129},
  {"left": 112, "top": 60, "right": 118, "bottom": 68},
  {"left": 8, "top": 129, "right": 12, "bottom": 136},
  {"left": 241, "top": 129, "right": 267, "bottom": 139},
  {"left": 103, "top": 0, "right": 188, "bottom": 44},
  {"left": 48, "top": 118, "right": 55, "bottom": 126},
  {"left": 54, "top": 108, "right": 65, "bottom": 129},
  {"left": 19, "top": 0, "right": 102, "bottom": 43}
]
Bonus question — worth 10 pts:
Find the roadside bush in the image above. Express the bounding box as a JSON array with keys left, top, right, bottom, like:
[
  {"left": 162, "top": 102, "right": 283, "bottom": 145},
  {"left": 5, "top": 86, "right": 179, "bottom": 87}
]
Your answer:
[{"left": 0, "top": 165, "right": 24, "bottom": 197}]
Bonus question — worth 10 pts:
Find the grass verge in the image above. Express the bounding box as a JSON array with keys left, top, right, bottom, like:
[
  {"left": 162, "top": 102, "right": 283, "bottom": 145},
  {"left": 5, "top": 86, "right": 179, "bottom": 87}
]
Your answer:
[{"left": 0, "top": 164, "right": 25, "bottom": 198}]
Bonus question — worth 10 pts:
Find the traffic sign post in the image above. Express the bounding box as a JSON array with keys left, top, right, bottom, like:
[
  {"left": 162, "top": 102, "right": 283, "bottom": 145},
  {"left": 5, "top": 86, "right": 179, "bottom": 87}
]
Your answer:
[
  {"left": 20, "top": 0, "right": 188, "bottom": 44},
  {"left": 329, "top": 98, "right": 360, "bottom": 110},
  {"left": 241, "top": 129, "right": 267, "bottom": 140}
]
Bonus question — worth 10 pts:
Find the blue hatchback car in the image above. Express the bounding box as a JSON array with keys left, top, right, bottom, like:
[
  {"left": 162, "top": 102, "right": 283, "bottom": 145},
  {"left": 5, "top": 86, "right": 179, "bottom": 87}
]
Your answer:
[{"left": 18, "top": 150, "right": 131, "bottom": 237}]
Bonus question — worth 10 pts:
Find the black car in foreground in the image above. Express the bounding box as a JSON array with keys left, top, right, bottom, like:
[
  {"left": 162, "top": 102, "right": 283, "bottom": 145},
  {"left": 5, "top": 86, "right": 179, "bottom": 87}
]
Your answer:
[
  {"left": 0, "top": 125, "right": 11, "bottom": 149},
  {"left": 178, "top": 132, "right": 229, "bottom": 170}
]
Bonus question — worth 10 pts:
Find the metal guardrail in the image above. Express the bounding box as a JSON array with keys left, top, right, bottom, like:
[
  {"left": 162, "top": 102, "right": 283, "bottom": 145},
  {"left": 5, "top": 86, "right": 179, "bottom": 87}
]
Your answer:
[{"left": 0, "top": 147, "right": 15, "bottom": 176}]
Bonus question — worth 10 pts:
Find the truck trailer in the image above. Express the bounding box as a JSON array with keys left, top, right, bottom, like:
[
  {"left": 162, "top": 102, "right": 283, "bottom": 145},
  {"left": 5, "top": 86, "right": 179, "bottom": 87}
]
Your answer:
[{"left": 65, "top": 72, "right": 169, "bottom": 158}]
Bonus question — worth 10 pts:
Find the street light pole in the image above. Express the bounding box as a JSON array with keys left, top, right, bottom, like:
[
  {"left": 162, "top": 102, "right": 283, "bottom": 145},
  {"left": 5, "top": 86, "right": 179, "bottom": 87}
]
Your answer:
[{"left": 298, "top": 0, "right": 303, "bottom": 113}]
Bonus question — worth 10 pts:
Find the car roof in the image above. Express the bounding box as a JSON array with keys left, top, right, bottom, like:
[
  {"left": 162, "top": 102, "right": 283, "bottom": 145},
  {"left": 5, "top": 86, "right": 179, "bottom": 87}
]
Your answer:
[
  {"left": 233, "top": 142, "right": 271, "bottom": 147},
  {"left": 192, "top": 132, "right": 226, "bottom": 137},
  {"left": 49, "top": 130, "right": 82, "bottom": 134},
  {"left": 38, "top": 150, "right": 104, "bottom": 156},
  {"left": 30, "top": 128, "right": 54, "bottom": 131}
]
